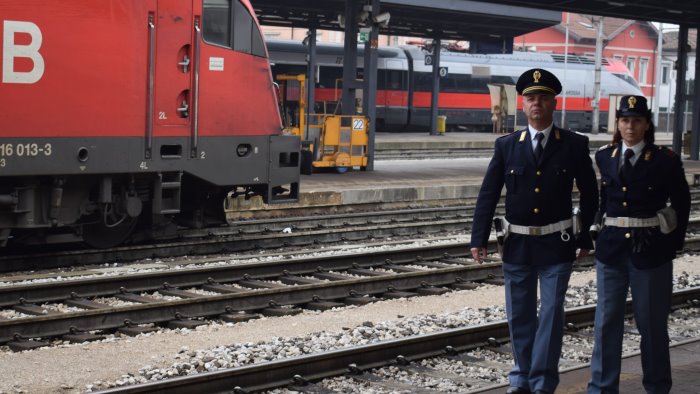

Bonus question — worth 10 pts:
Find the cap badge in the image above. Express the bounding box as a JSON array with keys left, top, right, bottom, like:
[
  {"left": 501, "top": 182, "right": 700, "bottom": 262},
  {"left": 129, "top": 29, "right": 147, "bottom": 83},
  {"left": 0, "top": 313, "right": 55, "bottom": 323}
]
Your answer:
[
  {"left": 628, "top": 96, "right": 637, "bottom": 109},
  {"left": 533, "top": 70, "right": 541, "bottom": 83}
]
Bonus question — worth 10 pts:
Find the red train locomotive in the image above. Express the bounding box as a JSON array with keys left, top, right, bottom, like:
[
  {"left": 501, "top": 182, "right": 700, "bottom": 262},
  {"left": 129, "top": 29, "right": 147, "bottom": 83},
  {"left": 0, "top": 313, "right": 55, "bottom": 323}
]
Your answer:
[{"left": 0, "top": 0, "right": 300, "bottom": 248}]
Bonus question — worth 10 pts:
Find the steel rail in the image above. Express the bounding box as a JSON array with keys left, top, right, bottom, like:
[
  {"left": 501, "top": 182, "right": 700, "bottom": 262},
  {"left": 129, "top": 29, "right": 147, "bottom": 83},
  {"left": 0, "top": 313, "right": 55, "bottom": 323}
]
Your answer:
[
  {"left": 0, "top": 261, "right": 503, "bottom": 343},
  {"left": 93, "top": 287, "right": 700, "bottom": 394},
  {"left": 0, "top": 243, "right": 474, "bottom": 307}
]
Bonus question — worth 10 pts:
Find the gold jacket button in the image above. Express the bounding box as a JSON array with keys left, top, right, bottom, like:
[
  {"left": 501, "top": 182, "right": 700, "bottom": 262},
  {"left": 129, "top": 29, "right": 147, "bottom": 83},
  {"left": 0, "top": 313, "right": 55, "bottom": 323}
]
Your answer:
[
  {"left": 533, "top": 208, "right": 540, "bottom": 214},
  {"left": 623, "top": 202, "right": 628, "bottom": 207},
  {"left": 622, "top": 186, "right": 627, "bottom": 192},
  {"left": 536, "top": 171, "right": 542, "bottom": 176},
  {"left": 625, "top": 232, "right": 631, "bottom": 239},
  {"left": 534, "top": 187, "right": 540, "bottom": 193}
]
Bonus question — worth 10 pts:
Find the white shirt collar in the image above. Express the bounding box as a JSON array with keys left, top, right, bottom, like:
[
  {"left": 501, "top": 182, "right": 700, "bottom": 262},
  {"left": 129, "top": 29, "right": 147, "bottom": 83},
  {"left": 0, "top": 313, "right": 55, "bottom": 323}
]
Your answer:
[
  {"left": 529, "top": 123, "right": 553, "bottom": 146},
  {"left": 621, "top": 141, "right": 646, "bottom": 164}
]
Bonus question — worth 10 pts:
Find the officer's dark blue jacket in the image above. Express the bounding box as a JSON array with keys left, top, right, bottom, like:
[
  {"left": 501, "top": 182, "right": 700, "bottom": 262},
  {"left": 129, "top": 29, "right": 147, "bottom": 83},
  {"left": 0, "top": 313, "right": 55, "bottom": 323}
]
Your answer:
[
  {"left": 471, "top": 126, "right": 599, "bottom": 265},
  {"left": 594, "top": 143, "right": 690, "bottom": 269}
]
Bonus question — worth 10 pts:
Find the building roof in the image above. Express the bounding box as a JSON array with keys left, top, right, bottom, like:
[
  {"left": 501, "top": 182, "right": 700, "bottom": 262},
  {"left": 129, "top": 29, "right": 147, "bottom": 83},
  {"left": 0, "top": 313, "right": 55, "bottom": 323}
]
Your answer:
[
  {"left": 663, "top": 30, "right": 698, "bottom": 51},
  {"left": 553, "top": 14, "right": 657, "bottom": 44}
]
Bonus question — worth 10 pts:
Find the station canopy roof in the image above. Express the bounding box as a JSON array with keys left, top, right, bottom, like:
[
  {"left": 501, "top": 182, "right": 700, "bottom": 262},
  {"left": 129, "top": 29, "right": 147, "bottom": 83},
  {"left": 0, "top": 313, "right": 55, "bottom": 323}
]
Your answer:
[
  {"left": 252, "top": 0, "right": 561, "bottom": 41},
  {"left": 253, "top": 1, "right": 700, "bottom": 42}
]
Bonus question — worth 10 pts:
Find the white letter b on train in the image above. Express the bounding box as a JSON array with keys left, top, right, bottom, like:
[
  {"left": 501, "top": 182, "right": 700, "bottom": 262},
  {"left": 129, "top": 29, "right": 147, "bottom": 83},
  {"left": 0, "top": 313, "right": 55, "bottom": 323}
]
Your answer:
[{"left": 3, "top": 20, "right": 45, "bottom": 84}]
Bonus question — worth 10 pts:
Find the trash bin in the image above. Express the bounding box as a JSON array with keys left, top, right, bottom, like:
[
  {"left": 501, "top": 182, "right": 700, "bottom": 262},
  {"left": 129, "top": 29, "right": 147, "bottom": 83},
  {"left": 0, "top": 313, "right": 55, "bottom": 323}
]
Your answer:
[{"left": 437, "top": 115, "right": 447, "bottom": 134}]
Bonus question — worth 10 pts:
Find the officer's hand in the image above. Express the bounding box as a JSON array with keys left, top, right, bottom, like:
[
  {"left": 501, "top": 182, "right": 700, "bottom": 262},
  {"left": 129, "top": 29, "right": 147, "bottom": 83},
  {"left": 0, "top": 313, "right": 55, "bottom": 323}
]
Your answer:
[
  {"left": 577, "top": 249, "right": 590, "bottom": 259},
  {"left": 470, "top": 247, "right": 487, "bottom": 264}
]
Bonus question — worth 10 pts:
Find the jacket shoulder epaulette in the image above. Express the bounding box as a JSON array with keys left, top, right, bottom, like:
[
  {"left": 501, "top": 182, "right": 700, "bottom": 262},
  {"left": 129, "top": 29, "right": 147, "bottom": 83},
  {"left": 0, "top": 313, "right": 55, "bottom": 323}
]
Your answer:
[
  {"left": 597, "top": 143, "right": 614, "bottom": 152},
  {"left": 658, "top": 145, "right": 680, "bottom": 158}
]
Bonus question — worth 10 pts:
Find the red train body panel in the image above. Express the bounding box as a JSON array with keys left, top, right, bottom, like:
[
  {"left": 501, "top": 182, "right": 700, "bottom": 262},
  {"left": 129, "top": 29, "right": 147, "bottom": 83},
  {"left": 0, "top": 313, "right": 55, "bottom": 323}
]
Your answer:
[{"left": 0, "top": 0, "right": 300, "bottom": 247}]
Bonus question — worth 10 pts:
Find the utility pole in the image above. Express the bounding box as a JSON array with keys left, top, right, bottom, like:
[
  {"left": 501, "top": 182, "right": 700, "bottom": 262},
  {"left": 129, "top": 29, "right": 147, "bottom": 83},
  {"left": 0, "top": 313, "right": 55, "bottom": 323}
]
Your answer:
[
  {"left": 561, "top": 12, "right": 570, "bottom": 127},
  {"left": 653, "top": 23, "right": 663, "bottom": 127},
  {"left": 591, "top": 16, "right": 604, "bottom": 134}
]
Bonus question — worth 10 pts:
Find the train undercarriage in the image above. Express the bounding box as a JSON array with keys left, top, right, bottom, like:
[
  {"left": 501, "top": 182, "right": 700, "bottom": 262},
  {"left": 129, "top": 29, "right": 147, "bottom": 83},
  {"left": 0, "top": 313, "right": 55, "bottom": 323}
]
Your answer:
[{"left": 0, "top": 172, "right": 291, "bottom": 249}]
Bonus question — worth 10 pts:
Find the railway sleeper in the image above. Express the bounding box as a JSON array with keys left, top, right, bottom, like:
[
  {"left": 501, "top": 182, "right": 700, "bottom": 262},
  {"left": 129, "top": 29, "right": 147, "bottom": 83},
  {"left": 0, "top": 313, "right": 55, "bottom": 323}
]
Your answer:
[
  {"left": 13, "top": 301, "right": 60, "bottom": 316},
  {"left": 6, "top": 335, "right": 49, "bottom": 352},
  {"left": 344, "top": 292, "right": 380, "bottom": 305},
  {"left": 117, "top": 321, "right": 159, "bottom": 337},
  {"left": 65, "top": 296, "right": 110, "bottom": 310},
  {"left": 61, "top": 327, "right": 105, "bottom": 343},
  {"left": 396, "top": 362, "right": 485, "bottom": 387},
  {"left": 278, "top": 273, "right": 323, "bottom": 286},
  {"left": 219, "top": 311, "right": 260, "bottom": 323},
  {"left": 158, "top": 286, "right": 204, "bottom": 299},
  {"left": 350, "top": 372, "right": 436, "bottom": 394},
  {"left": 414, "top": 284, "right": 450, "bottom": 296},
  {"left": 382, "top": 287, "right": 419, "bottom": 299},
  {"left": 305, "top": 296, "right": 346, "bottom": 311},
  {"left": 201, "top": 283, "right": 246, "bottom": 294},
  {"left": 262, "top": 302, "right": 303, "bottom": 317},
  {"left": 115, "top": 291, "right": 159, "bottom": 304},
  {"left": 287, "top": 381, "right": 337, "bottom": 394},
  {"left": 166, "top": 314, "right": 208, "bottom": 330}
]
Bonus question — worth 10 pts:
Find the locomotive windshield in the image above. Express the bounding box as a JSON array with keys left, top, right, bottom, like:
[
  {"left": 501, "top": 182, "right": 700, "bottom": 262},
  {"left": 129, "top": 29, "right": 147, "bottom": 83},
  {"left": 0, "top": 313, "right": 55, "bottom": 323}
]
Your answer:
[
  {"left": 203, "top": 0, "right": 266, "bottom": 57},
  {"left": 612, "top": 72, "right": 641, "bottom": 90}
]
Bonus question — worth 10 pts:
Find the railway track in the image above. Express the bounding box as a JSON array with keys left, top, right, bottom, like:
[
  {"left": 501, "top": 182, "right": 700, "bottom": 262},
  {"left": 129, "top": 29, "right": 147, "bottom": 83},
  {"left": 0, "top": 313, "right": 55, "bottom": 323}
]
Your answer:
[
  {"left": 0, "top": 243, "right": 499, "bottom": 348},
  {"left": 2, "top": 235, "right": 700, "bottom": 351},
  {"left": 90, "top": 288, "right": 700, "bottom": 394},
  {"left": 3, "top": 189, "right": 700, "bottom": 273}
]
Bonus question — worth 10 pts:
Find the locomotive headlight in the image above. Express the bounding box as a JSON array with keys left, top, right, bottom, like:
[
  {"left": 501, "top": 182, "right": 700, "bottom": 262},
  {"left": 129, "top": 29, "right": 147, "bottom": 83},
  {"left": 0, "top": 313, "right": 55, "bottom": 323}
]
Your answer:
[
  {"left": 77, "top": 147, "right": 89, "bottom": 162},
  {"left": 236, "top": 144, "right": 252, "bottom": 157}
]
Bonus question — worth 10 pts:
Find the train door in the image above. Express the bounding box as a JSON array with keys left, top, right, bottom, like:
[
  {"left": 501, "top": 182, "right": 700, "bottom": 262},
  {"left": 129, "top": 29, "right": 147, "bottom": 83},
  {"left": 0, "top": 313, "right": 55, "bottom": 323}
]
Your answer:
[
  {"left": 153, "top": 0, "right": 194, "bottom": 141},
  {"left": 384, "top": 60, "right": 409, "bottom": 130}
]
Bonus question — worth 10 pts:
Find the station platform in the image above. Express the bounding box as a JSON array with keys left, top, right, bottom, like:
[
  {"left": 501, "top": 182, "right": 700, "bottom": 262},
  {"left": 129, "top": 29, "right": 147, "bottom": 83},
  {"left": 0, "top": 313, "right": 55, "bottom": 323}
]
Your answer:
[
  {"left": 294, "top": 131, "right": 699, "bottom": 209},
  {"left": 478, "top": 339, "right": 700, "bottom": 394}
]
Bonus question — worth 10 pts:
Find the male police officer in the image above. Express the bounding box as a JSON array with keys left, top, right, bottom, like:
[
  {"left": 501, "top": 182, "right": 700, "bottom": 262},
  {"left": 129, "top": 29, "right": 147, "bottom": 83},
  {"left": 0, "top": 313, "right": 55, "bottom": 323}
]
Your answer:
[
  {"left": 470, "top": 68, "right": 599, "bottom": 394},
  {"left": 587, "top": 96, "right": 690, "bottom": 394}
]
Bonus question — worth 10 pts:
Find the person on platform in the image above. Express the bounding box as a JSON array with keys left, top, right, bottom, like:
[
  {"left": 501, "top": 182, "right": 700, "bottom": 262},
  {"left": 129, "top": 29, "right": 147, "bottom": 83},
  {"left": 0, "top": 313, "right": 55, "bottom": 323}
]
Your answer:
[
  {"left": 587, "top": 95, "right": 690, "bottom": 394},
  {"left": 470, "top": 68, "right": 599, "bottom": 394}
]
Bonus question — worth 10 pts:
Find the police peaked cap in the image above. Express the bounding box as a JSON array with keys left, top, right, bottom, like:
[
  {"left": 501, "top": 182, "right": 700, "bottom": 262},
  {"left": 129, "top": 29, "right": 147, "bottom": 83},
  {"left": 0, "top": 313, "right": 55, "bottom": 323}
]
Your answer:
[
  {"left": 516, "top": 68, "right": 562, "bottom": 96},
  {"left": 616, "top": 95, "right": 651, "bottom": 119}
]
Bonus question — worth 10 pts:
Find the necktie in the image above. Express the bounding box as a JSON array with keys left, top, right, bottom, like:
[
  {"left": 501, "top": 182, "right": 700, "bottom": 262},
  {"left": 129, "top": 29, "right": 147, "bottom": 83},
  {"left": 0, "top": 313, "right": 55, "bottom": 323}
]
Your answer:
[
  {"left": 534, "top": 132, "right": 544, "bottom": 162},
  {"left": 621, "top": 149, "right": 634, "bottom": 181}
]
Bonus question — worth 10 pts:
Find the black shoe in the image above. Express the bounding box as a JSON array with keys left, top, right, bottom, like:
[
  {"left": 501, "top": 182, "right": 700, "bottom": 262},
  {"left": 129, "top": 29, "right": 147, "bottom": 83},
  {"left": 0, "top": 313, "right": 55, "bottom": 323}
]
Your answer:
[{"left": 506, "top": 387, "right": 531, "bottom": 394}]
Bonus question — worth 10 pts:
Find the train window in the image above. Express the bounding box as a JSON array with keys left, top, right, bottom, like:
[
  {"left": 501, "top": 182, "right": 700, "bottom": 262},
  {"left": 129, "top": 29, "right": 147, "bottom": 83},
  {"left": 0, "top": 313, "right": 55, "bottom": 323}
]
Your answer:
[
  {"left": 318, "top": 66, "right": 343, "bottom": 88},
  {"left": 232, "top": 1, "right": 252, "bottom": 54},
  {"left": 491, "top": 75, "right": 517, "bottom": 85},
  {"left": 203, "top": 0, "right": 266, "bottom": 57},
  {"left": 233, "top": 0, "right": 266, "bottom": 57},
  {"left": 611, "top": 73, "right": 641, "bottom": 90},
  {"left": 378, "top": 70, "right": 405, "bottom": 90},
  {"left": 414, "top": 72, "right": 433, "bottom": 92},
  {"left": 203, "top": 0, "right": 231, "bottom": 47}
]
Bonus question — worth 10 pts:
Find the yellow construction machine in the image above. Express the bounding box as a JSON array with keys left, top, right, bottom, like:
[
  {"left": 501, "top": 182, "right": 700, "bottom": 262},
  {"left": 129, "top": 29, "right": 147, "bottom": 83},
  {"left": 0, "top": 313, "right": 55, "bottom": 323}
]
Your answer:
[{"left": 276, "top": 74, "right": 369, "bottom": 174}]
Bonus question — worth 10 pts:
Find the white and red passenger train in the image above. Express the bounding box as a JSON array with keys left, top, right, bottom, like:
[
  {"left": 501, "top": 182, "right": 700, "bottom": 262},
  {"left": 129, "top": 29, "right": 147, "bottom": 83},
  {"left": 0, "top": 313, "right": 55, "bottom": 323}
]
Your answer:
[
  {"left": 267, "top": 40, "right": 644, "bottom": 132},
  {"left": 0, "top": 0, "right": 300, "bottom": 248}
]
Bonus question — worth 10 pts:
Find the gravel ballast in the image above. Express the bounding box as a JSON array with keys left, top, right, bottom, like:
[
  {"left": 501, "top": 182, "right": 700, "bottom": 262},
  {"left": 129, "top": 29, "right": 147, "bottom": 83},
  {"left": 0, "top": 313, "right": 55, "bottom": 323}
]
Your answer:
[{"left": 0, "top": 254, "right": 698, "bottom": 394}]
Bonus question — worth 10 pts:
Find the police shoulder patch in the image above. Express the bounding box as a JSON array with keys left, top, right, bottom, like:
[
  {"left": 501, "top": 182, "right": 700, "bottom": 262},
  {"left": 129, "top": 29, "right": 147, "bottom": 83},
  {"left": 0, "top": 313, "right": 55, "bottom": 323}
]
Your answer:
[
  {"left": 660, "top": 146, "right": 678, "bottom": 157},
  {"left": 597, "top": 143, "right": 613, "bottom": 152}
]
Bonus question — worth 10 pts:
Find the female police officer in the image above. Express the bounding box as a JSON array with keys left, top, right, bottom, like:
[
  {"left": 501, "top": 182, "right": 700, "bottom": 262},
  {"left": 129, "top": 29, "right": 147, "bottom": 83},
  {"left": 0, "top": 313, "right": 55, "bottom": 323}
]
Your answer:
[{"left": 587, "top": 95, "right": 690, "bottom": 394}]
